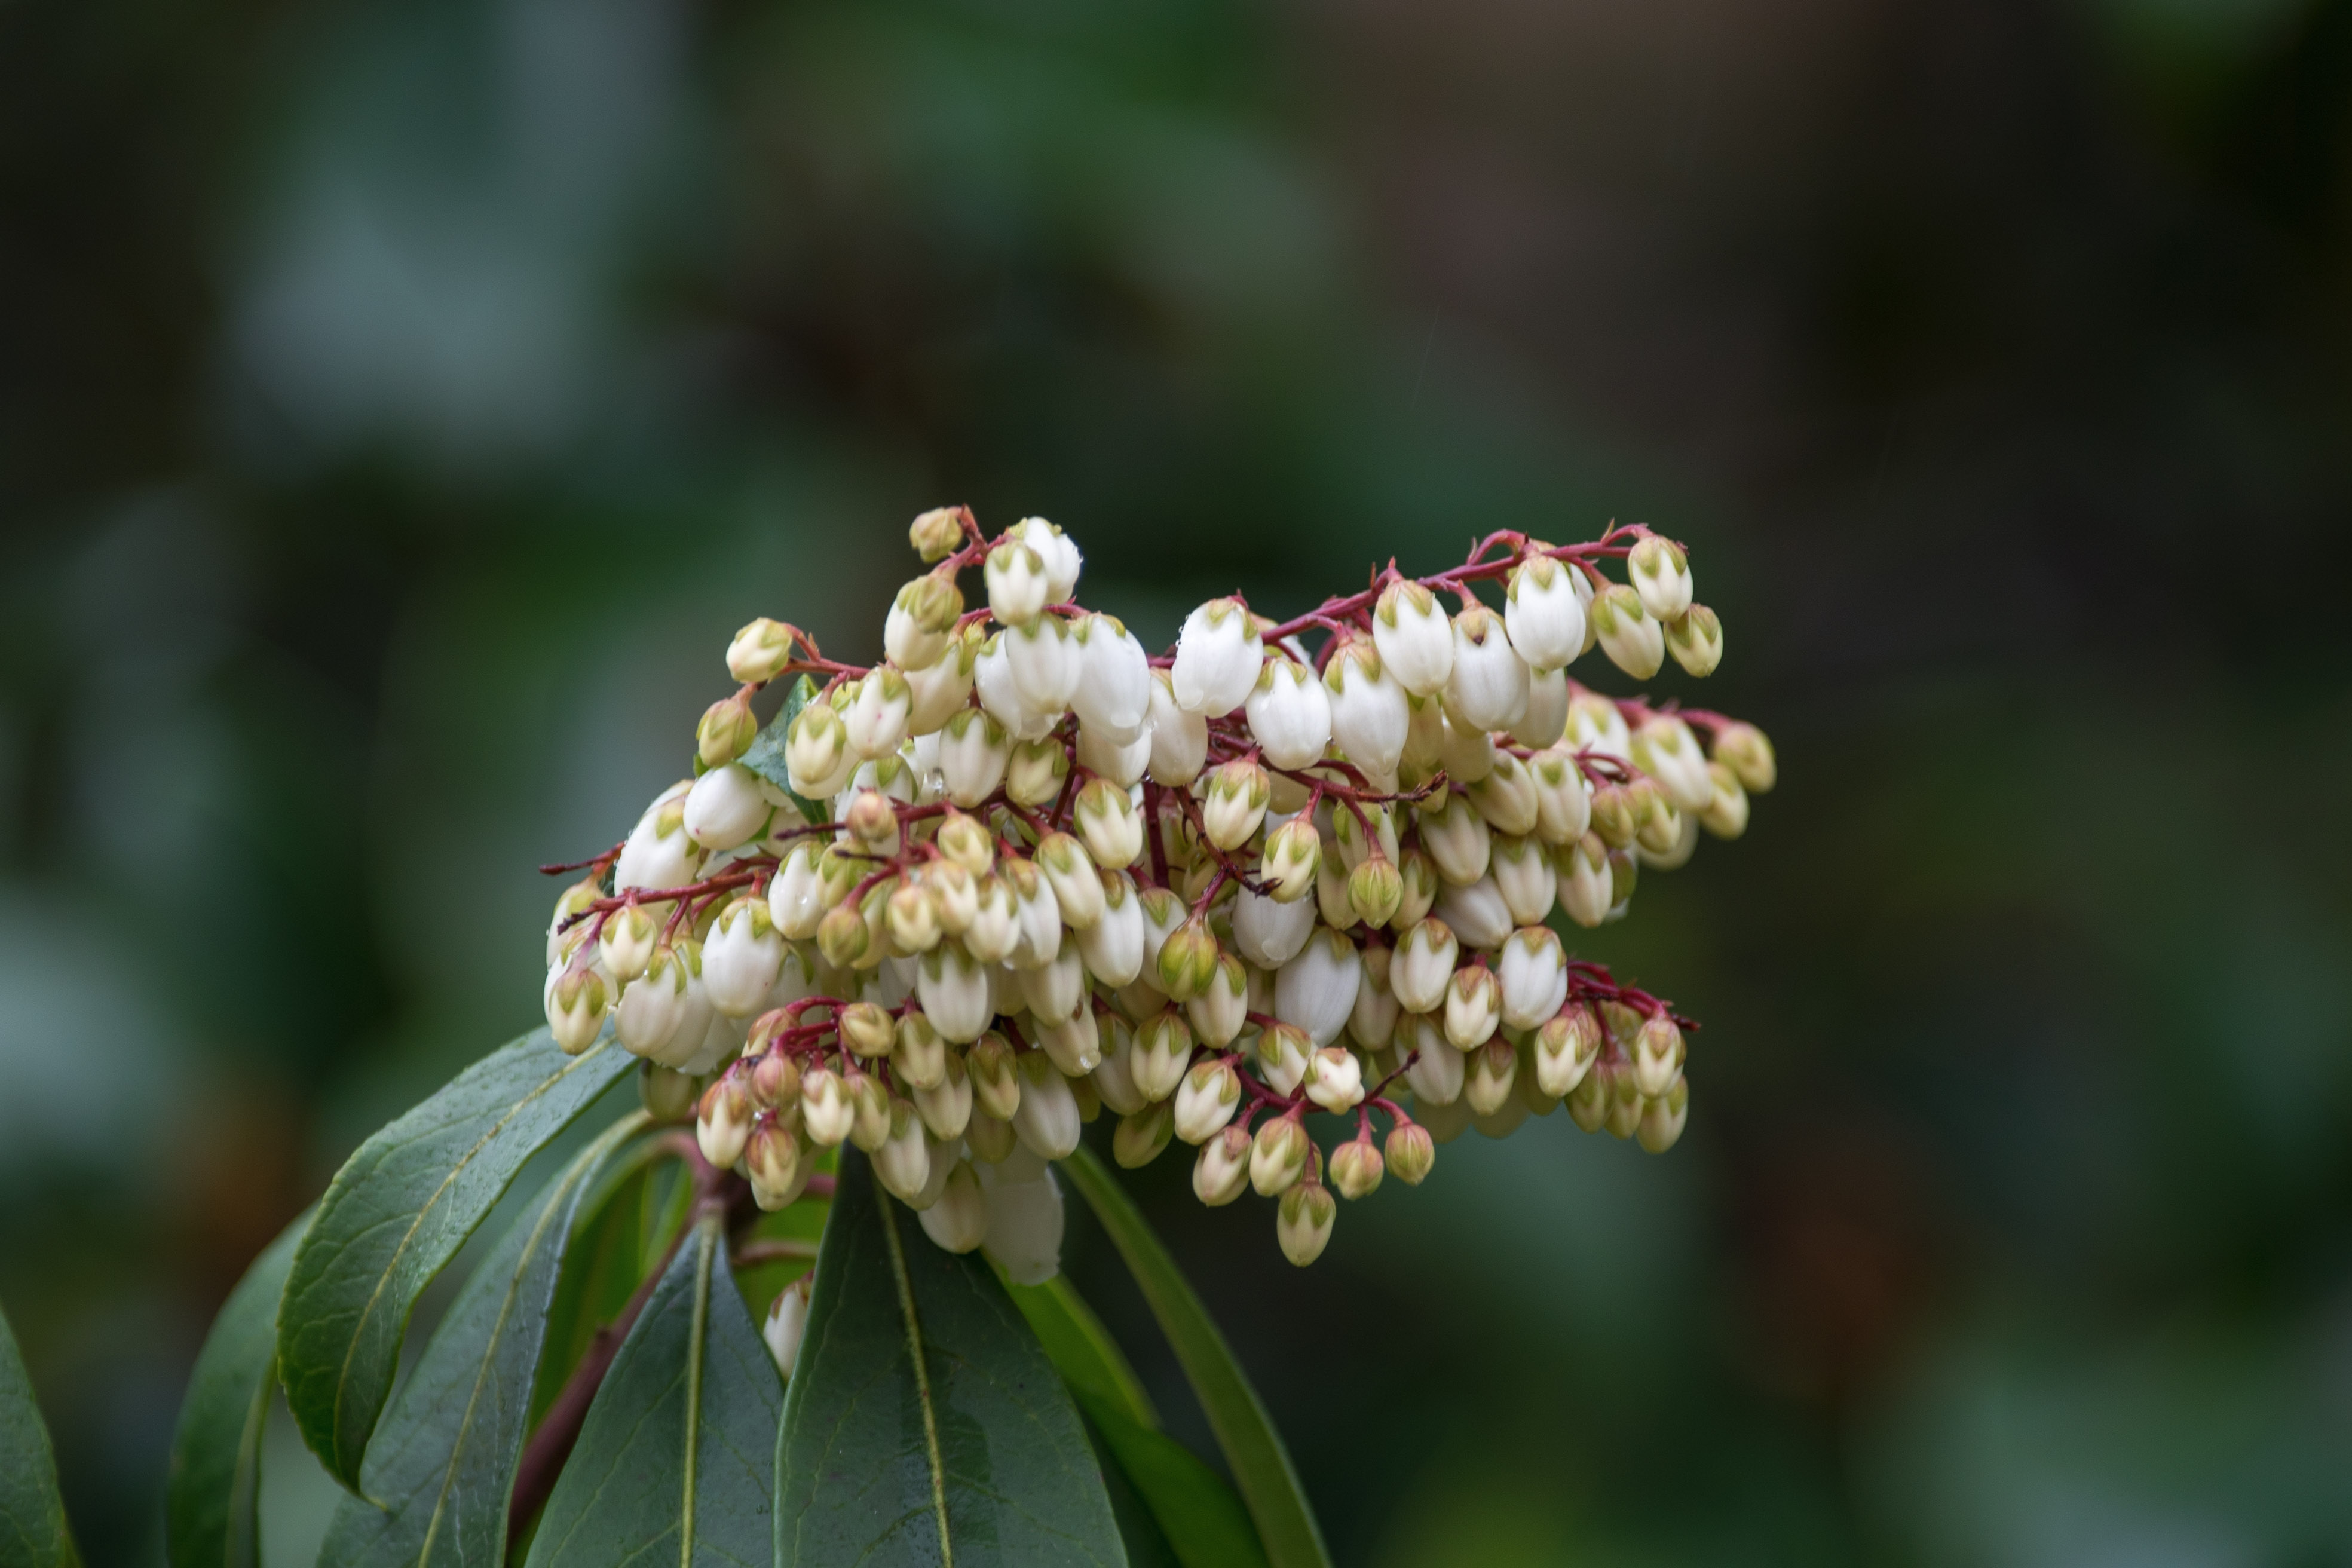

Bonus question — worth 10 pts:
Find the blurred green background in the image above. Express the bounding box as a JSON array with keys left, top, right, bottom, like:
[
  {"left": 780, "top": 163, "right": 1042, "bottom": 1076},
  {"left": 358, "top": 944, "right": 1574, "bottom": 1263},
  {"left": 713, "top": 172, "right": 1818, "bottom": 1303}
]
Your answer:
[{"left": 5, "top": 0, "right": 2351, "bottom": 1561}]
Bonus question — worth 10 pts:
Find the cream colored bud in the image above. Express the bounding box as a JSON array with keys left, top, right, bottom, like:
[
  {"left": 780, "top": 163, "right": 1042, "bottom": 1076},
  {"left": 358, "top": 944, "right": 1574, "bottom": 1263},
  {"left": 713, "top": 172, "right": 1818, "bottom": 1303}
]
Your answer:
[
  {"left": 1277, "top": 1180, "right": 1336, "bottom": 1266},
  {"left": 1018, "top": 942, "right": 1088, "bottom": 1024},
  {"left": 1631, "top": 1013, "right": 1685, "bottom": 1097},
  {"left": 816, "top": 901, "right": 871, "bottom": 970},
  {"left": 1638, "top": 1079, "right": 1690, "bottom": 1153},
  {"left": 1416, "top": 791, "right": 1493, "bottom": 887},
  {"left": 1463, "top": 1037, "right": 1518, "bottom": 1115},
  {"left": 767, "top": 844, "right": 825, "bottom": 941},
  {"left": 1034, "top": 833, "right": 1102, "bottom": 929},
  {"left": 1184, "top": 954, "right": 1250, "bottom": 1048},
  {"left": 846, "top": 1067, "right": 893, "bottom": 1150},
  {"left": 1566, "top": 1056, "right": 1613, "bottom": 1132},
  {"left": 884, "top": 881, "right": 941, "bottom": 955},
  {"left": 1012, "top": 1053, "right": 1081, "bottom": 1160},
  {"left": 967, "top": 1032, "right": 1022, "bottom": 1120},
  {"left": 1304, "top": 1045, "right": 1365, "bottom": 1113},
  {"left": 1588, "top": 783, "right": 1637, "bottom": 849},
  {"left": 1512, "top": 665, "right": 1570, "bottom": 749},
  {"left": 917, "top": 1159, "right": 988, "bottom": 1253},
  {"left": 1260, "top": 816, "right": 1321, "bottom": 904},
  {"left": 1628, "top": 535, "right": 1693, "bottom": 622},
  {"left": 1073, "top": 778, "right": 1143, "bottom": 869},
  {"left": 1091, "top": 1018, "right": 1147, "bottom": 1114},
  {"left": 1254, "top": 1021, "right": 1312, "bottom": 1097},
  {"left": 871, "top": 1097, "right": 933, "bottom": 1202},
  {"left": 1275, "top": 927, "right": 1362, "bottom": 1048},
  {"left": 1076, "top": 718, "right": 1152, "bottom": 789},
  {"left": 1245, "top": 656, "right": 1333, "bottom": 771},
  {"left": 906, "top": 626, "right": 981, "bottom": 736},
  {"left": 892, "top": 1012, "right": 947, "bottom": 1090},
  {"left": 1002, "top": 858, "right": 1064, "bottom": 969},
  {"left": 886, "top": 574, "right": 966, "bottom": 673},
  {"left": 1324, "top": 640, "right": 1409, "bottom": 776},
  {"left": 936, "top": 708, "right": 1010, "bottom": 807},
  {"left": 697, "top": 689, "right": 760, "bottom": 770},
  {"left": 1534, "top": 1006, "right": 1602, "bottom": 1098},
  {"left": 1433, "top": 874, "right": 1514, "bottom": 950},
  {"left": 1400, "top": 690, "right": 1446, "bottom": 773},
  {"left": 1202, "top": 759, "right": 1271, "bottom": 850},
  {"left": 1227, "top": 884, "right": 1308, "bottom": 972},
  {"left": 910, "top": 504, "right": 967, "bottom": 562},
  {"left": 745, "top": 1119, "right": 806, "bottom": 1211},
  {"left": 844, "top": 669, "right": 914, "bottom": 761},
  {"left": 1444, "top": 604, "right": 1530, "bottom": 732},
  {"left": 726, "top": 617, "right": 798, "bottom": 685},
  {"left": 1131, "top": 1007, "right": 1195, "bottom": 1101},
  {"left": 1114, "top": 1101, "right": 1176, "bottom": 1168},
  {"left": 641, "top": 1060, "right": 699, "bottom": 1122},
  {"left": 1444, "top": 964, "right": 1502, "bottom": 1049},
  {"left": 598, "top": 903, "right": 658, "bottom": 985},
  {"left": 1665, "top": 604, "right": 1722, "bottom": 677},
  {"left": 764, "top": 1275, "right": 813, "bottom": 1380},
  {"left": 1193, "top": 1124, "right": 1253, "bottom": 1205},
  {"left": 1146, "top": 672, "right": 1209, "bottom": 786},
  {"left": 544, "top": 962, "right": 610, "bottom": 1055},
  {"left": 1076, "top": 871, "right": 1145, "bottom": 987},
  {"left": 1529, "top": 747, "right": 1591, "bottom": 844},
  {"left": 984, "top": 538, "right": 1050, "bottom": 626},
  {"left": 1491, "top": 836, "right": 1557, "bottom": 927},
  {"left": 1435, "top": 706, "right": 1495, "bottom": 784},
  {"left": 1174, "top": 1058, "right": 1242, "bottom": 1144},
  {"left": 915, "top": 1049, "right": 973, "bottom": 1140},
  {"left": 1348, "top": 855, "right": 1404, "bottom": 930},
  {"left": 912, "top": 940, "right": 989, "bottom": 1043},
  {"left": 929, "top": 810, "right": 988, "bottom": 875},
  {"left": 1251, "top": 1116, "right": 1310, "bottom": 1196},
  {"left": 1462, "top": 757, "right": 1534, "bottom": 841},
  {"left": 1504, "top": 554, "right": 1587, "bottom": 671},
  {"left": 1631, "top": 782, "right": 1682, "bottom": 856},
  {"left": 1631, "top": 718, "right": 1714, "bottom": 814},
  {"left": 837, "top": 1000, "right": 895, "bottom": 1058},
  {"left": 1390, "top": 918, "right": 1459, "bottom": 1014},
  {"left": 696, "top": 1074, "right": 755, "bottom": 1168},
  {"left": 1172, "top": 598, "right": 1263, "bottom": 717},
  {"left": 684, "top": 762, "right": 775, "bottom": 853},
  {"left": 1699, "top": 761, "right": 1750, "bottom": 839},
  {"left": 1710, "top": 721, "right": 1776, "bottom": 793},
  {"left": 1372, "top": 580, "right": 1454, "bottom": 697},
  {"left": 1347, "top": 945, "right": 1400, "bottom": 1050},
  {"left": 1003, "top": 735, "right": 1068, "bottom": 809},
  {"left": 1394, "top": 847, "right": 1438, "bottom": 929},
  {"left": 786, "top": 702, "right": 855, "bottom": 800},
  {"left": 1329, "top": 1135, "right": 1383, "bottom": 1200},
  {"left": 1591, "top": 584, "right": 1665, "bottom": 680},
  {"left": 1035, "top": 1006, "right": 1101, "bottom": 1076},
  {"left": 1154, "top": 916, "right": 1220, "bottom": 1003},
  {"left": 801, "top": 1066, "right": 853, "bottom": 1146},
  {"left": 1399, "top": 1014, "right": 1464, "bottom": 1106},
  {"left": 1497, "top": 926, "right": 1570, "bottom": 1031}
]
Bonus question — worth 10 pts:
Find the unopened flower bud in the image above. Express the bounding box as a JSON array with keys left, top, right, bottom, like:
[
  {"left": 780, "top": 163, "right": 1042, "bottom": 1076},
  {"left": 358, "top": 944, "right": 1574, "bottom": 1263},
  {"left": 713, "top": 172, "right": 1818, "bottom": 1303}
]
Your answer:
[
  {"left": 1444, "top": 604, "right": 1530, "bottom": 732},
  {"left": 967, "top": 1033, "right": 1022, "bottom": 1120},
  {"left": 1588, "top": 783, "right": 1638, "bottom": 850},
  {"left": 1035, "top": 1006, "right": 1101, "bottom": 1076},
  {"left": 762, "top": 1275, "right": 812, "bottom": 1379},
  {"left": 1665, "top": 604, "right": 1722, "bottom": 678},
  {"left": 1371, "top": 580, "right": 1454, "bottom": 697},
  {"left": 726, "top": 617, "right": 798, "bottom": 685},
  {"left": 696, "top": 1074, "right": 755, "bottom": 1167},
  {"left": 598, "top": 903, "right": 658, "bottom": 985},
  {"left": 1154, "top": 916, "right": 1220, "bottom": 1002},
  {"left": 1504, "top": 554, "right": 1588, "bottom": 671},
  {"left": 1390, "top": 917, "right": 1459, "bottom": 1014},
  {"left": 1348, "top": 854, "right": 1404, "bottom": 929},
  {"left": 639, "top": 1060, "right": 699, "bottom": 1122},
  {"left": 1034, "top": 832, "right": 1102, "bottom": 930},
  {"left": 843, "top": 669, "right": 913, "bottom": 761},
  {"left": 816, "top": 901, "right": 871, "bottom": 969},
  {"left": 984, "top": 538, "right": 1050, "bottom": 626},
  {"left": 1276, "top": 1180, "right": 1336, "bottom": 1266},
  {"left": 1463, "top": 1037, "right": 1518, "bottom": 1114},
  {"left": 886, "top": 574, "right": 966, "bottom": 673},
  {"left": 684, "top": 762, "right": 774, "bottom": 853},
  {"left": 1005, "top": 734, "right": 1069, "bottom": 808},
  {"left": 1012, "top": 1053, "right": 1081, "bottom": 1160},
  {"left": 1251, "top": 1115, "right": 1310, "bottom": 1196},
  {"left": 786, "top": 702, "right": 853, "bottom": 799},
  {"left": 1435, "top": 705, "right": 1496, "bottom": 784},
  {"left": 1172, "top": 598, "right": 1263, "bottom": 718},
  {"left": 963, "top": 875, "right": 1019, "bottom": 964},
  {"left": 1202, "top": 759, "right": 1271, "bottom": 850},
  {"left": 1385, "top": 1120, "right": 1435, "bottom": 1185},
  {"left": 1275, "top": 927, "right": 1362, "bottom": 1048},
  {"left": 1699, "top": 761, "right": 1750, "bottom": 840},
  {"left": 750, "top": 1046, "right": 803, "bottom": 1110},
  {"left": 1631, "top": 1012, "right": 1685, "bottom": 1097},
  {"left": 1566, "top": 1057, "right": 1614, "bottom": 1133},
  {"left": 936, "top": 708, "right": 1011, "bottom": 807},
  {"left": 1417, "top": 791, "right": 1493, "bottom": 887},
  {"left": 705, "top": 898, "right": 785, "bottom": 1016},
  {"left": 1534, "top": 1005, "right": 1603, "bottom": 1098},
  {"left": 843, "top": 1066, "right": 892, "bottom": 1150},
  {"left": 1186, "top": 955, "right": 1250, "bottom": 1048},
  {"left": 1260, "top": 816, "right": 1321, "bottom": 903},
  {"left": 1527, "top": 748, "right": 1591, "bottom": 844},
  {"left": 918, "top": 1159, "right": 989, "bottom": 1252},
  {"left": 1304, "top": 1045, "right": 1365, "bottom": 1113},
  {"left": 767, "top": 844, "right": 825, "bottom": 940},
  {"left": 1491, "top": 836, "right": 1557, "bottom": 927},
  {"left": 828, "top": 1000, "right": 887, "bottom": 1059},
  {"left": 1638, "top": 1079, "right": 1690, "bottom": 1153},
  {"left": 745, "top": 1118, "right": 806, "bottom": 1210},
  {"left": 1394, "top": 847, "right": 1438, "bottom": 929},
  {"left": 1114, "top": 1100, "right": 1176, "bottom": 1168},
  {"left": 1604, "top": 1061, "right": 1645, "bottom": 1139},
  {"left": 884, "top": 881, "right": 941, "bottom": 954},
  {"left": 1073, "top": 777, "right": 1143, "bottom": 869},
  {"left": 1512, "top": 664, "right": 1570, "bottom": 749},
  {"left": 1628, "top": 534, "right": 1694, "bottom": 622},
  {"left": 1019, "top": 942, "right": 1088, "bottom": 1024},
  {"left": 1245, "top": 656, "right": 1333, "bottom": 770},
  {"left": 866, "top": 1097, "right": 930, "bottom": 1202},
  {"left": 1444, "top": 964, "right": 1502, "bottom": 1049},
  {"left": 544, "top": 962, "right": 610, "bottom": 1054},
  {"left": 1591, "top": 584, "right": 1665, "bottom": 680},
  {"left": 1555, "top": 834, "right": 1613, "bottom": 928},
  {"left": 800, "top": 1067, "right": 853, "bottom": 1146},
  {"left": 1631, "top": 783, "right": 1682, "bottom": 856},
  {"left": 1497, "top": 926, "right": 1569, "bottom": 1031},
  {"left": 979, "top": 1160, "right": 1064, "bottom": 1285},
  {"left": 956, "top": 1104, "right": 1007, "bottom": 1163},
  {"left": 841, "top": 790, "right": 898, "bottom": 856},
  {"left": 1143, "top": 672, "right": 1207, "bottom": 786},
  {"left": 1173, "top": 1058, "right": 1242, "bottom": 1144},
  {"left": 1401, "top": 1022, "right": 1464, "bottom": 1107},
  {"left": 1324, "top": 639, "right": 1409, "bottom": 776},
  {"left": 1193, "top": 1124, "right": 1252, "bottom": 1205},
  {"left": 1130, "top": 1008, "right": 1195, "bottom": 1101},
  {"left": 914, "top": 1049, "right": 972, "bottom": 1140},
  {"left": 697, "top": 688, "right": 759, "bottom": 770},
  {"left": 1710, "top": 720, "right": 1776, "bottom": 794},
  {"left": 1329, "top": 1135, "right": 1383, "bottom": 1200}
]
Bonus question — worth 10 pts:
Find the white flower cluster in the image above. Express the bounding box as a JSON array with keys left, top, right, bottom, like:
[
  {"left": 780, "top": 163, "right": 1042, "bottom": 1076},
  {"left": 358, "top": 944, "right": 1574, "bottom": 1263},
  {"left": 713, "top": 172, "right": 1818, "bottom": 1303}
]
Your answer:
[{"left": 541, "top": 507, "right": 1774, "bottom": 1272}]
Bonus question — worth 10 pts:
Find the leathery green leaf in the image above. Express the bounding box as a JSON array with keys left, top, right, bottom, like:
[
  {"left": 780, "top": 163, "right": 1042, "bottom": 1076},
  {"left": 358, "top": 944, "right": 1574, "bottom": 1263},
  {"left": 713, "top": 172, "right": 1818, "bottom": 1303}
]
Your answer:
[
  {"left": 316, "top": 1112, "right": 647, "bottom": 1567},
  {"left": 277, "top": 1028, "right": 633, "bottom": 1491},
  {"left": 737, "top": 675, "right": 826, "bottom": 827},
  {"left": 0, "top": 1304, "right": 80, "bottom": 1568},
  {"left": 1061, "top": 1147, "right": 1329, "bottom": 1568},
  {"left": 1012, "top": 1275, "right": 1265, "bottom": 1568},
  {"left": 166, "top": 1209, "right": 310, "bottom": 1568},
  {"left": 523, "top": 1213, "right": 781, "bottom": 1567},
  {"left": 773, "top": 1154, "right": 1126, "bottom": 1567}
]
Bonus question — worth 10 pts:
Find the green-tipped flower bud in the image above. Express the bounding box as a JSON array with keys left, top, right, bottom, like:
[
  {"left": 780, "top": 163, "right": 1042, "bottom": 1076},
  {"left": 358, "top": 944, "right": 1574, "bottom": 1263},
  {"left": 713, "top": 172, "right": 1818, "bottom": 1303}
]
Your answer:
[
  {"left": 1385, "top": 1120, "right": 1435, "bottom": 1185},
  {"left": 846, "top": 1067, "right": 892, "bottom": 1150},
  {"left": 1637, "top": 1078, "right": 1689, "bottom": 1153},
  {"left": 967, "top": 1032, "right": 1022, "bottom": 1121},
  {"left": 1631, "top": 1013, "right": 1684, "bottom": 1097},
  {"left": 544, "top": 961, "right": 610, "bottom": 1055},
  {"left": 894, "top": 1012, "right": 948, "bottom": 1090},
  {"left": 726, "top": 617, "right": 798, "bottom": 685},
  {"left": 816, "top": 901, "right": 871, "bottom": 969},
  {"left": 1444, "top": 964, "right": 1502, "bottom": 1051},
  {"left": 1329, "top": 1135, "right": 1384, "bottom": 1200},
  {"left": 1114, "top": 1101, "right": 1176, "bottom": 1168},
  {"left": 1304, "top": 1045, "right": 1365, "bottom": 1113},
  {"left": 696, "top": 1073, "right": 755, "bottom": 1168},
  {"left": 1463, "top": 1037, "right": 1518, "bottom": 1116},
  {"left": 1665, "top": 604, "right": 1722, "bottom": 677},
  {"left": 1699, "top": 761, "right": 1749, "bottom": 839},
  {"left": 1174, "top": 1058, "right": 1242, "bottom": 1144},
  {"left": 801, "top": 1065, "right": 853, "bottom": 1146},
  {"left": 1202, "top": 759, "right": 1271, "bottom": 851},
  {"left": 1709, "top": 721, "right": 1776, "bottom": 793},
  {"left": 909, "top": 506, "right": 967, "bottom": 563},
  {"left": 749, "top": 1048, "right": 802, "bottom": 1111},
  {"left": 833, "top": 1000, "right": 892, "bottom": 1059},
  {"left": 1005, "top": 735, "right": 1069, "bottom": 808},
  {"left": 1155, "top": 916, "right": 1220, "bottom": 1003},
  {"left": 885, "top": 574, "right": 966, "bottom": 673},
  {"left": 915, "top": 1049, "right": 972, "bottom": 1141},
  {"left": 1628, "top": 534, "right": 1694, "bottom": 621},
  {"left": 600, "top": 903, "right": 659, "bottom": 983},
  {"left": 745, "top": 1118, "right": 806, "bottom": 1210},
  {"left": 1130, "top": 1007, "right": 1195, "bottom": 1101},
  {"left": 641, "top": 1060, "right": 698, "bottom": 1121},
  {"left": 874, "top": 1097, "right": 933, "bottom": 1201},
  {"left": 1276, "top": 1180, "right": 1337, "bottom": 1266},
  {"left": 1251, "top": 1115, "right": 1311, "bottom": 1197},
  {"left": 1534, "top": 1005, "right": 1603, "bottom": 1098},
  {"left": 1193, "top": 1124, "right": 1253, "bottom": 1205},
  {"left": 966, "top": 1106, "right": 1017, "bottom": 1163},
  {"left": 1259, "top": 816, "right": 1321, "bottom": 904},
  {"left": 1073, "top": 777, "right": 1144, "bottom": 869},
  {"left": 1347, "top": 854, "right": 1404, "bottom": 930},
  {"left": 697, "top": 688, "right": 760, "bottom": 770},
  {"left": 1590, "top": 584, "right": 1665, "bottom": 681},
  {"left": 785, "top": 702, "right": 853, "bottom": 800},
  {"left": 1186, "top": 954, "right": 1250, "bottom": 1049},
  {"left": 1566, "top": 1057, "right": 1612, "bottom": 1132}
]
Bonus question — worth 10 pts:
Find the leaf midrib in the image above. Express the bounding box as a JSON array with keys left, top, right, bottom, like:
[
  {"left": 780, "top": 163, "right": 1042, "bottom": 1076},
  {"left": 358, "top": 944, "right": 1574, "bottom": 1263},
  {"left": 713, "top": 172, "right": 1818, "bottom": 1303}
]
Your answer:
[{"left": 874, "top": 1193, "right": 954, "bottom": 1568}]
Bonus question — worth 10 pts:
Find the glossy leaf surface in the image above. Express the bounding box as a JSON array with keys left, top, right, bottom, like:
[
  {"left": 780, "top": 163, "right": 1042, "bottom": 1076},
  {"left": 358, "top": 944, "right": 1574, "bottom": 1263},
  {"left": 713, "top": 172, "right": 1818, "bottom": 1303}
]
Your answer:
[
  {"left": 524, "top": 1214, "right": 781, "bottom": 1566},
  {"left": 0, "top": 1304, "right": 79, "bottom": 1568},
  {"left": 316, "top": 1113, "right": 645, "bottom": 1567},
  {"left": 166, "top": 1210, "right": 310, "bottom": 1568},
  {"left": 278, "top": 1028, "right": 633, "bottom": 1490},
  {"left": 1061, "top": 1148, "right": 1328, "bottom": 1568},
  {"left": 774, "top": 1155, "right": 1126, "bottom": 1567}
]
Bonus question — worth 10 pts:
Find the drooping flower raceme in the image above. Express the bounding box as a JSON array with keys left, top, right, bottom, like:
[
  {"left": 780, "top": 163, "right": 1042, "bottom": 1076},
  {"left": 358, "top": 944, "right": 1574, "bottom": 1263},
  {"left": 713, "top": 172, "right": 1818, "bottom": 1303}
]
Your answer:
[{"left": 541, "top": 507, "right": 1769, "bottom": 1273}]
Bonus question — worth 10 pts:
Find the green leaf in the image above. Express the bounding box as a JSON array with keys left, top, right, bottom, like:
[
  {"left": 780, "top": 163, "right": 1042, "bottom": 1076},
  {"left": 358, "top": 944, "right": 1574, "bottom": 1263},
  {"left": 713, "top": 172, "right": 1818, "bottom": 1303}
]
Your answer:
[
  {"left": 1007, "top": 1276, "right": 1158, "bottom": 1429},
  {"left": 523, "top": 1213, "right": 781, "bottom": 1567},
  {"left": 0, "top": 1304, "right": 80, "bottom": 1568},
  {"left": 1083, "top": 1418, "right": 1179, "bottom": 1568},
  {"left": 774, "top": 1154, "right": 1128, "bottom": 1567},
  {"left": 315, "top": 1111, "right": 647, "bottom": 1567},
  {"left": 1010, "top": 1275, "right": 1266, "bottom": 1568},
  {"left": 278, "top": 1028, "right": 635, "bottom": 1492},
  {"left": 528, "top": 1141, "right": 670, "bottom": 1431},
  {"left": 1061, "top": 1148, "right": 1330, "bottom": 1568},
  {"left": 166, "top": 1209, "right": 310, "bottom": 1568},
  {"left": 737, "top": 675, "right": 827, "bottom": 826}
]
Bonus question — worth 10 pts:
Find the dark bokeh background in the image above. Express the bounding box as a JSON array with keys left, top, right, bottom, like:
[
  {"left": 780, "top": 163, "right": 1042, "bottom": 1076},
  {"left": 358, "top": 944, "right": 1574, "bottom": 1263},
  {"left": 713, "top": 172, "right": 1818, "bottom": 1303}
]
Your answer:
[{"left": 7, "top": 0, "right": 2352, "bottom": 1561}]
